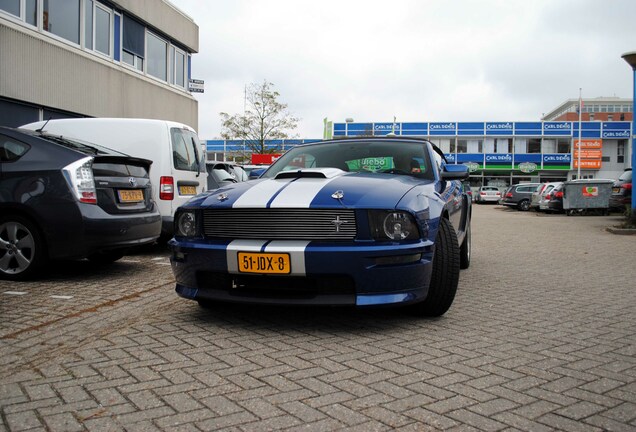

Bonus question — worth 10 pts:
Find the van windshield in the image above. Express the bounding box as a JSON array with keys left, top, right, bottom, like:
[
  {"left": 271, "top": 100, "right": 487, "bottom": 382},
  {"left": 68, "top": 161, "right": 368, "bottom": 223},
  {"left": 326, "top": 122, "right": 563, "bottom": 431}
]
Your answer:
[{"left": 171, "top": 128, "right": 201, "bottom": 172}]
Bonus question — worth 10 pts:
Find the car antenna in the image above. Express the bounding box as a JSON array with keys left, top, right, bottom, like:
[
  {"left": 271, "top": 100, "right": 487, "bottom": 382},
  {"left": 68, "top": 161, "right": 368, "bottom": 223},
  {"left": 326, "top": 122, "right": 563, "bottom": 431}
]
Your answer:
[{"left": 35, "top": 117, "right": 52, "bottom": 133}]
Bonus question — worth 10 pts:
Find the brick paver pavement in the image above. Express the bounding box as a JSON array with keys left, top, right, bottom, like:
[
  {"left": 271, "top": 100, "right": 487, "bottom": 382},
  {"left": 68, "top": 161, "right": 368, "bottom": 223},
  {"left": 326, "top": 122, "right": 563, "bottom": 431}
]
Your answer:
[{"left": 1, "top": 205, "right": 635, "bottom": 431}]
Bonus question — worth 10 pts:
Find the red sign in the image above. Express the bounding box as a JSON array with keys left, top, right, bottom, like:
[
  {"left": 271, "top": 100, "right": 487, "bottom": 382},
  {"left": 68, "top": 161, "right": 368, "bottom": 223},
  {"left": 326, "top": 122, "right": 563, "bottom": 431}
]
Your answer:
[
  {"left": 574, "top": 149, "right": 603, "bottom": 159},
  {"left": 573, "top": 160, "right": 602, "bottom": 169},
  {"left": 251, "top": 153, "right": 281, "bottom": 164}
]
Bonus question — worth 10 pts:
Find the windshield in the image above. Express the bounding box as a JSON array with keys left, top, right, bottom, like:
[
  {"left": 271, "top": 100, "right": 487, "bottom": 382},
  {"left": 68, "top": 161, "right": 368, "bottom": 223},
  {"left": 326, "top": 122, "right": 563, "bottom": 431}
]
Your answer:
[{"left": 262, "top": 140, "right": 433, "bottom": 180}]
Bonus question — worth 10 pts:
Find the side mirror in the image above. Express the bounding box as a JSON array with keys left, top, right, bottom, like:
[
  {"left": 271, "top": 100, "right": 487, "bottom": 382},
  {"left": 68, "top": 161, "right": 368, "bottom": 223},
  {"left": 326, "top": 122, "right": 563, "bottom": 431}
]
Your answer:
[
  {"left": 441, "top": 164, "right": 469, "bottom": 180},
  {"left": 249, "top": 168, "right": 266, "bottom": 180}
]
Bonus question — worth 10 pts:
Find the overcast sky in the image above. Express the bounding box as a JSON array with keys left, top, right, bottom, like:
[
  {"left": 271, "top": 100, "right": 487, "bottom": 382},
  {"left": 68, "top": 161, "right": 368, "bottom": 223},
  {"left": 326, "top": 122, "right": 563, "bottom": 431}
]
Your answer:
[{"left": 169, "top": 0, "right": 636, "bottom": 140}]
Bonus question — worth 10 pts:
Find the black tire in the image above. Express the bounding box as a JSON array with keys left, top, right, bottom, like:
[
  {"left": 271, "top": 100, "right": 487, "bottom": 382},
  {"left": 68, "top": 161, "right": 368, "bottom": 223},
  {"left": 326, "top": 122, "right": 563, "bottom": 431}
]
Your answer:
[
  {"left": 411, "top": 218, "right": 460, "bottom": 317},
  {"left": 459, "top": 223, "right": 471, "bottom": 270},
  {"left": 0, "top": 215, "right": 47, "bottom": 281},
  {"left": 87, "top": 250, "right": 125, "bottom": 264},
  {"left": 518, "top": 199, "right": 530, "bottom": 211}
]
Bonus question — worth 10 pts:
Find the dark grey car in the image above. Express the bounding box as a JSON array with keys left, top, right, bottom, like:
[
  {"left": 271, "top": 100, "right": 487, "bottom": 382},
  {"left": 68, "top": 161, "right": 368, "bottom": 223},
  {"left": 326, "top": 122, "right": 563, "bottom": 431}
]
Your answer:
[
  {"left": 501, "top": 183, "right": 540, "bottom": 211},
  {"left": 0, "top": 127, "right": 161, "bottom": 280}
]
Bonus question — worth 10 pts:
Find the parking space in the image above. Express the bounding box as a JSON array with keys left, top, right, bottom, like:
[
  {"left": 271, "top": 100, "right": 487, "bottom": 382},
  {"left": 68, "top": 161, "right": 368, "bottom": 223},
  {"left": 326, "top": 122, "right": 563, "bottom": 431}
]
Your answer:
[{"left": 1, "top": 205, "right": 635, "bottom": 431}]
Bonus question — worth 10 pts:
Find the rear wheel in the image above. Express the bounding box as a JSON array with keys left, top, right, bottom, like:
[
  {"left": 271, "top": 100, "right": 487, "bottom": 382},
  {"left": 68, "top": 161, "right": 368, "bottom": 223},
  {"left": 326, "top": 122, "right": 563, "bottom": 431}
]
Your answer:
[
  {"left": 411, "top": 218, "right": 460, "bottom": 317},
  {"left": 518, "top": 199, "right": 530, "bottom": 211},
  {"left": 0, "top": 216, "right": 47, "bottom": 281}
]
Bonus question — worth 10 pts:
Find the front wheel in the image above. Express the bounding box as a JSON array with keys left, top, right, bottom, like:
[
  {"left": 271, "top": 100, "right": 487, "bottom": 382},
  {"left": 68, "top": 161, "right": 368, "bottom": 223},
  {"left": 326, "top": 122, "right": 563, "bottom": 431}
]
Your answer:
[
  {"left": 410, "top": 218, "right": 460, "bottom": 317},
  {"left": 0, "top": 216, "right": 47, "bottom": 281}
]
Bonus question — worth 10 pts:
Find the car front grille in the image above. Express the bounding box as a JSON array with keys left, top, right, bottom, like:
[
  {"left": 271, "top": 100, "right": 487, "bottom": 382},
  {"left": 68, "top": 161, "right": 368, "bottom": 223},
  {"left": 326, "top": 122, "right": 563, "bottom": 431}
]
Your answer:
[{"left": 202, "top": 208, "right": 357, "bottom": 240}]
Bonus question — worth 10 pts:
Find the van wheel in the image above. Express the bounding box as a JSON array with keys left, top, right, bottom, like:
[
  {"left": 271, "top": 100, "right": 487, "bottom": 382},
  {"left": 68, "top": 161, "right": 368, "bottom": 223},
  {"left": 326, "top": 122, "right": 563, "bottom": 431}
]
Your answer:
[
  {"left": 410, "top": 218, "right": 460, "bottom": 317},
  {"left": 0, "top": 216, "right": 47, "bottom": 281},
  {"left": 518, "top": 199, "right": 530, "bottom": 211}
]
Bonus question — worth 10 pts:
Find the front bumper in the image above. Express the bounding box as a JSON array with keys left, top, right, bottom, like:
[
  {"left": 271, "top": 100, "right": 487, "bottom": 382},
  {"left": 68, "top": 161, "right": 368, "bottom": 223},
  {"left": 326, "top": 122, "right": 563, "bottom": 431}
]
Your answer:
[{"left": 170, "top": 239, "right": 434, "bottom": 307}]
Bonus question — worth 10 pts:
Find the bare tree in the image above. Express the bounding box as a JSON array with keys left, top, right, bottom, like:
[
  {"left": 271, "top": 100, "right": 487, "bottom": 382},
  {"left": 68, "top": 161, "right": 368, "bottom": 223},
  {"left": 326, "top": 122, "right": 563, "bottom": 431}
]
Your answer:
[{"left": 219, "top": 81, "right": 299, "bottom": 154}]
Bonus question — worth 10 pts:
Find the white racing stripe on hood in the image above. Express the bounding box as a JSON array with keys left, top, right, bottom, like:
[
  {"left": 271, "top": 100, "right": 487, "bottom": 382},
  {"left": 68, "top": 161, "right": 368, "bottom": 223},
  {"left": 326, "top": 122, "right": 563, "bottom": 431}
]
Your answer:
[
  {"left": 264, "top": 241, "right": 310, "bottom": 275},
  {"left": 269, "top": 177, "right": 338, "bottom": 208},
  {"left": 227, "top": 240, "right": 268, "bottom": 273},
  {"left": 232, "top": 179, "right": 290, "bottom": 208}
]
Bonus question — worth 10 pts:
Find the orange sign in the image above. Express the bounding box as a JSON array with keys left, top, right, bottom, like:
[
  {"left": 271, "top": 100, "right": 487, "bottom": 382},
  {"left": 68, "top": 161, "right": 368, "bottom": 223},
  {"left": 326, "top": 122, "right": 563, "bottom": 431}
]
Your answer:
[
  {"left": 574, "top": 149, "right": 603, "bottom": 159},
  {"left": 573, "top": 160, "right": 602, "bottom": 169},
  {"left": 574, "top": 139, "right": 602, "bottom": 149}
]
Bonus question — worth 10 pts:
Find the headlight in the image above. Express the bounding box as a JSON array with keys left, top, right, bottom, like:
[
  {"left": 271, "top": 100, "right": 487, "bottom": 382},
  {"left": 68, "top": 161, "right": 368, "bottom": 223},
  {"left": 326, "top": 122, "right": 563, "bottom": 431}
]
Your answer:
[
  {"left": 175, "top": 211, "right": 199, "bottom": 237},
  {"left": 369, "top": 210, "right": 420, "bottom": 241}
]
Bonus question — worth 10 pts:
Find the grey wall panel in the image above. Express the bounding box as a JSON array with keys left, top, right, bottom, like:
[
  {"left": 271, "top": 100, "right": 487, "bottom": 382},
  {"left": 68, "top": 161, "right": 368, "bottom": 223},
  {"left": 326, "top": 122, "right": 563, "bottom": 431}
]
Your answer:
[
  {"left": 111, "top": 0, "right": 198, "bottom": 52},
  {"left": 1, "top": 22, "right": 198, "bottom": 131}
]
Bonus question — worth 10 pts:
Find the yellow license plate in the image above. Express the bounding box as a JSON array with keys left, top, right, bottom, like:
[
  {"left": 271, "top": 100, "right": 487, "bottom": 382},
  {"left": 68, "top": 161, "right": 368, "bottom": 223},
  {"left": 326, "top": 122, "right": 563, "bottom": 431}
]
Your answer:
[
  {"left": 118, "top": 189, "right": 144, "bottom": 202},
  {"left": 180, "top": 185, "right": 197, "bottom": 195},
  {"left": 238, "top": 252, "right": 291, "bottom": 274}
]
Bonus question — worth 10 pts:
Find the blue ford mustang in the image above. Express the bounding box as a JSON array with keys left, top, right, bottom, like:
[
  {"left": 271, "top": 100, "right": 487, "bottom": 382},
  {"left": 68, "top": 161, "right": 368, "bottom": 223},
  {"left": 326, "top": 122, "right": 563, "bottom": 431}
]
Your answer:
[{"left": 169, "top": 137, "right": 471, "bottom": 316}]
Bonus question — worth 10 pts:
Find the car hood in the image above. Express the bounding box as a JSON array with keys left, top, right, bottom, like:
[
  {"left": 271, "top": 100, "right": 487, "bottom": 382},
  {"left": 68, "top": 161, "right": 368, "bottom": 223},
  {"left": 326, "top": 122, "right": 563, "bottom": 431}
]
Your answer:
[{"left": 188, "top": 169, "right": 433, "bottom": 210}]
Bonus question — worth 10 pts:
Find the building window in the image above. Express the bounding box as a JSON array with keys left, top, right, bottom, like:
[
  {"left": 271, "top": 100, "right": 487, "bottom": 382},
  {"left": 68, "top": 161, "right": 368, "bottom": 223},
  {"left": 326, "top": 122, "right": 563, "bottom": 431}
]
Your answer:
[
  {"left": 527, "top": 138, "right": 541, "bottom": 153},
  {"left": 1, "top": 0, "right": 37, "bottom": 26},
  {"left": 147, "top": 31, "right": 167, "bottom": 81},
  {"left": 43, "top": 0, "right": 80, "bottom": 44},
  {"left": 83, "top": 0, "right": 111, "bottom": 56},
  {"left": 618, "top": 140, "right": 625, "bottom": 163},
  {"left": 608, "top": 114, "right": 613, "bottom": 121},
  {"left": 122, "top": 15, "right": 144, "bottom": 71},
  {"left": 557, "top": 138, "right": 570, "bottom": 154},
  {"left": 94, "top": 4, "right": 111, "bottom": 55},
  {"left": 457, "top": 139, "right": 482, "bottom": 153}
]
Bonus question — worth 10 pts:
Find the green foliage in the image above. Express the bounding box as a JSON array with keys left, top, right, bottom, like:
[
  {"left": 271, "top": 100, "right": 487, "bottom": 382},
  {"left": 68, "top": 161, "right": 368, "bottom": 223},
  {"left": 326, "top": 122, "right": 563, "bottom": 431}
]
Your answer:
[{"left": 219, "top": 81, "right": 299, "bottom": 154}]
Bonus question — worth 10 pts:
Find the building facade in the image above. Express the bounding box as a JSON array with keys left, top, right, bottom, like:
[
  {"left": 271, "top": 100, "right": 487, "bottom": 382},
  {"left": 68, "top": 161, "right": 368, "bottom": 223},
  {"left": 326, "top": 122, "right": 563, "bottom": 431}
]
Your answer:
[
  {"left": 0, "top": 0, "right": 199, "bottom": 129},
  {"left": 542, "top": 97, "right": 632, "bottom": 122},
  {"left": 332, "top": 120, "right": 632, "bottom": 188}
]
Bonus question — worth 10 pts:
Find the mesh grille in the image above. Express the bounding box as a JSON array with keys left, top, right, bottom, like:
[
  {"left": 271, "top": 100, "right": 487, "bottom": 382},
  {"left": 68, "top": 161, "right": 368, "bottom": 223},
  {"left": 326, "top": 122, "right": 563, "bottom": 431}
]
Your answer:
[{"left": 203, "top": 208, "right": 357, "bottom": 240}]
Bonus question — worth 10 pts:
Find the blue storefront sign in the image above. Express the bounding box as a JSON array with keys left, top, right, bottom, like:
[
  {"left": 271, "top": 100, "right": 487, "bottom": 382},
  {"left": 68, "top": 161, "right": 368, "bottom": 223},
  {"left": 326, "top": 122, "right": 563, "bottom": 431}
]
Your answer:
[
  {"left": 485, "top": 122, "right": 514, "bottom": 135},
  {"left": 514, "top": 122, "right": 542, "bottom": 135},
  {"left": 457, "top": 122, "right": 485, "bottom": 136},
  {"left": 429, "top": 122, "right": 457, "bottom": 136},
  {"left": 602, "top": 122, "right": 631, "bottom": 138},
  {"left": 573, "top": 122, "right": 601, "bottom": 138},
  {"left": 543, "top": 122, "right": 572, "bottom": 136},
  {"left": 373, "top": 123, "right": 401, "bottom": 135},
  {"left": 401, "top": 122, "right": 428, "bottom": 136}
]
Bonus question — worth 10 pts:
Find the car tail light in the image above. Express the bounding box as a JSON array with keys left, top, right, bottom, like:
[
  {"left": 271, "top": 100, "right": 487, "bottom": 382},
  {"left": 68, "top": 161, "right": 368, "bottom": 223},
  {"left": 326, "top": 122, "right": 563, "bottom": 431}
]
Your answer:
[
  {"left": 496, "top": 191, "right": 501, "bottom": 196},
  {"left": 160, "top": 176, "right": 174, "bottom": 200},
  {"left": 63, "top": 156, "right": 97, "bottom": 204},
  {"left": 505, "top": 192, "right": 513, "bottom": 198},
  {"left": 480, "top": 192, "right": 486, "bottom": 195},
  {"left": 623, "top": 183, "right": 632, "bottom": 191},
  {"left": 554, "top": 191, "right": 564, "bottom": 199}
]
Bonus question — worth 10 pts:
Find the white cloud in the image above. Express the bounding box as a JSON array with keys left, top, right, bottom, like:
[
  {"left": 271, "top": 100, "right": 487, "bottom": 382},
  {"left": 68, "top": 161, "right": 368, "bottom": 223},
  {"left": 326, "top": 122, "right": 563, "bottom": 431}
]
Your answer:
[{"left": 170, "top": 0, "right": 636, "bottom": 139}]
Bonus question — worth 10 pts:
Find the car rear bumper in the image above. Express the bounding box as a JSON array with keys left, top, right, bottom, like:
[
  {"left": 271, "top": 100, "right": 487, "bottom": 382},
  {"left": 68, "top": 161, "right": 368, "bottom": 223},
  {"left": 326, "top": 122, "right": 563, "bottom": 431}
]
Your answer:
[
  {"left": 46, "top": 203, "right": 161, "bottom": 259},
  {"left": 169, "top": 239, "right": 434, "bottom": 307}
]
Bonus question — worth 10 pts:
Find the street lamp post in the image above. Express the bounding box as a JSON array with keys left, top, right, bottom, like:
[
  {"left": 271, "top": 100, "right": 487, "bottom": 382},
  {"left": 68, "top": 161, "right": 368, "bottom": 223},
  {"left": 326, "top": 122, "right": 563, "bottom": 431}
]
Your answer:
[{"left": 621, "top": 51, "right": 636, "bottom": 223}]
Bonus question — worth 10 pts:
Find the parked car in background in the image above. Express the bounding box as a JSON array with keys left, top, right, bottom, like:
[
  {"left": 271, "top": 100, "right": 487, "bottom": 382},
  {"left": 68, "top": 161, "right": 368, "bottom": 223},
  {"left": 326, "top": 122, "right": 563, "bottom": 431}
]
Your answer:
[
  {"left": 609, "top": 168, "right": 632, "bottom": 212},
  {"left": 500, "top": 183, "right": 540, "bottom": 211},
  {"left": 206, "top": 162, "right": 248, "bottom": 190},
  {"left": 475, "top": 186, "right": 501, "bottom": 204},
  {"left": 21, "top": 118, "right": 206, "bottom": 241},
  {"left": 531, "top": 182, "right": 558, "bottom": 211},
  {"left": 541, "top": 182, "right": 565, "bottom": 213},
  {"left": 0, "top": 127, "right": 161, "bottom": 280},
  {"left": 170, "top": 137, "right": 472, "bottom": 317}
]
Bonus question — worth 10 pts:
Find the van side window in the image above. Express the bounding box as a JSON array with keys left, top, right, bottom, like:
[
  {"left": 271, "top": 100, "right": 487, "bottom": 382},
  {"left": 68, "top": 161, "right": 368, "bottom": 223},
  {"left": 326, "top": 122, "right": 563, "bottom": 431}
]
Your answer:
[{"left": 171, "top": 128, "right": 200, "bottom": 172}]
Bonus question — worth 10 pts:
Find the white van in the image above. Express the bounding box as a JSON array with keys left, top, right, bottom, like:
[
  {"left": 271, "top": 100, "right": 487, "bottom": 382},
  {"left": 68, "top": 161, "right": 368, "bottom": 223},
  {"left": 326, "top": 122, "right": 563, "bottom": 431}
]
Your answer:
[{"left": 22, "top": 118, "right": 207, "bottom": 240}]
